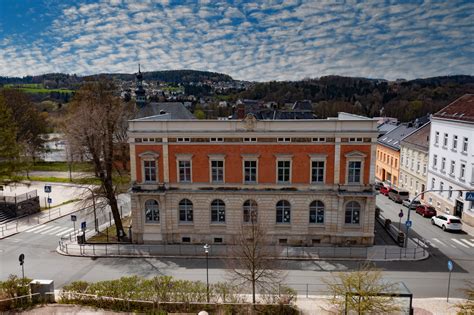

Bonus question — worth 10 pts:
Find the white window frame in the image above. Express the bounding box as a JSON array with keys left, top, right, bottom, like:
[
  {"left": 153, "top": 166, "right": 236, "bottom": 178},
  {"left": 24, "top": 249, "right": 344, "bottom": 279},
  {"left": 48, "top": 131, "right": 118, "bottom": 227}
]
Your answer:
[
  {"left": 176, "top": 154, "right": 193, "bottom": 183},
  {"left": 309, "top": 154, "right": 327, "bottom": 184},
  {"left": 450, "top": 160, "right": 455, "bottom": 176},
  {"left": 433, "top": 154, "right": 438, "bottom": 169},
  {"left": 312, "top": 137, "right": 326, "bottom": 142},
  {"left": 462, "top": 137, "right": 468, "bottom": 153},
  {"left": 434, "top": 131, "right": 439, "bottom": 145},
  {"left": 452, "top": 135, "right": 458, "bottom": 151},
  {"left": 345, "top": 151, "right": 366, "bottom": 185},
  {"left": 277, "top": 137, "right": 291, "bottom": 143},
  {"left": 139, "top": 151, "right": 159, "bottom": 184},
  {"left": 275, "top": 155, "right": 292, "bottom": 184},
  {"left": 344, "top": 201, "right": 361, "bottom": 225},
  {"left": 443, "top": 133, "right": 448, "bottom": 147},
  {"left": 177, "top": 137, "right": 191, "bottom": 143},
  {"left": 144, "top": 199, "right": 160, "bottom": 224},
  {"left": 349, "top": 137, "right": 363, "bottom": 142},
  {"left": 441, "top": 157, "right": 446, "bottom": 173},
  {"left": 242, "top": 155, "right": 259, "bottom": 184},
  {"left": 460, "top": 163, "right": 466, "bottom": 181},
  {"left": 208, "top": 154, "right": 225, "bottom": 184},
  {"left": 243, "top": 137, "right": 257, "bottom": 142},
  {"left": 210, "top": 137, "right": 223, "bottom": 142}
]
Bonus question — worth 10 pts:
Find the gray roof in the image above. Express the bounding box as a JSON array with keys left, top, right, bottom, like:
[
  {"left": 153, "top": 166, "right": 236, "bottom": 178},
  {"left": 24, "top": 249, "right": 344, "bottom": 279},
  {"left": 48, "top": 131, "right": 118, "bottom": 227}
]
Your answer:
[
  {"left": 377, "top": 122, "right": 398, "bottom": 137},
  {"left": 136, "top": 102, "right": 195, "bottom": 120},
  {"left": 378, "top": 124, "right": 417, "bottom": 151}
]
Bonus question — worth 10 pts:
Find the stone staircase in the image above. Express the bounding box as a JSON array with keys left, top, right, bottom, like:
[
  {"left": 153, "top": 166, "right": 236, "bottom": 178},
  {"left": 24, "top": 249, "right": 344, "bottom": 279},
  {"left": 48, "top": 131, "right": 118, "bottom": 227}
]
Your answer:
[{"left": 0, "top": 209, "right": 16, "bottom": 223}]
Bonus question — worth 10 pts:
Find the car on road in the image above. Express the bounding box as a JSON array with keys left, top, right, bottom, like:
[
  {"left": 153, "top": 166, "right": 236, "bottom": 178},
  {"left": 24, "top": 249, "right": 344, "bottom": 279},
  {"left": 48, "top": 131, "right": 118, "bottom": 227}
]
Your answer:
[
  {"left": 388, "top": 188, "right": 410, "bottom": 203},
  {"left": 380, "top": 186, "right": 391, "bottom": 196},
  {"left": 415, "top": 205, "right": 437, "bottom": 218},
  {"left": 431, "top": 214, "right": 462, "bottom": 231},
  {"left": 374, "top": 181, "right": 384, "bottom": 191},
  {"left": 402, "top": 199, "right": 422, "bottom": 209}
]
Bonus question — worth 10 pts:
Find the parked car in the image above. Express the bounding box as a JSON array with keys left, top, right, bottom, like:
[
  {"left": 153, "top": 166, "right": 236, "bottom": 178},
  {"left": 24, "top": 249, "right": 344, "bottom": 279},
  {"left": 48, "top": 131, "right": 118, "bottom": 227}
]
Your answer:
[
  {"left": 415, "top": 205, "right": 437, "bottom": 218},
  {"left": 388, "top": 188, "right": 410, "bottom": 203},
  {"left": 431, "top": 215, "right": 462, "bottom": 231},
  {"left": 380, "top": 186, "right": 391, "bottom": 196},
  {"left": 374, "top": 181, "right": 384, "bottom": 191},
  {"left": 402, "top": 199, "right": 422, "bottom": 209}
]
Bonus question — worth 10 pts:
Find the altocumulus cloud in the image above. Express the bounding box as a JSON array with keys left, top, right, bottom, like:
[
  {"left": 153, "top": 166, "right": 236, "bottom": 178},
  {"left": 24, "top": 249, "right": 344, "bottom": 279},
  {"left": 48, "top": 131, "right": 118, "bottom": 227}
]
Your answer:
[{"left": 0, "top": 0, "right": 473, "bottom": 80}]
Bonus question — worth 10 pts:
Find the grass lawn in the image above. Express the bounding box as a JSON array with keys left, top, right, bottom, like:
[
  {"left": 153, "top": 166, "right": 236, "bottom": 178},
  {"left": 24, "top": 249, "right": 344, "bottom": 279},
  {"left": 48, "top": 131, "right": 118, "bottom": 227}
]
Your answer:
[
  {"left": 87, "top": 216, "right": 132, "bottom": 243},
  {"left": 4, "top": 84, "right": 74, "bottom": 94},
  {"left": 30, "top": 161, "right": 94, "bottom": 172}
]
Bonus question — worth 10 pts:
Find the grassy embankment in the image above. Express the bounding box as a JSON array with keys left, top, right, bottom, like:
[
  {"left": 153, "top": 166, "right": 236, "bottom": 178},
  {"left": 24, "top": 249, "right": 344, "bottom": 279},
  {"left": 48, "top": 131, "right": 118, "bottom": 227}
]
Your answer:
[{"left": 4, "top": 83, "right": 74, "bottom": 94}]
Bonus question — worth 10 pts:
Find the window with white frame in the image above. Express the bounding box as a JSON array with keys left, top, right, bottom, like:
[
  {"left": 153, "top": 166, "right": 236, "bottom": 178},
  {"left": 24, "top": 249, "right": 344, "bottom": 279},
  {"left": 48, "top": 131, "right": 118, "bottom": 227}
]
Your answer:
[
  {"left": 243, "top": 200, "right": 258, "bottom": 223},
  {"left": 460, "top": 163, "right": 466, "bottom": 180},
  {"left": 178, "top": 160, "right": 191, "bottom": 182},
  {"left": 210, "top": 160, "right": 224, "bottom": 183},
  {"left": 443, "top": 133, "right": 448, "bottom": 147},
  {"left": 345, "top": 201, "right": 361, "bottom": 224},
  {"left": 244, "top": 160, "right": 257, "bottom": 183},
  {"left": 453, "top": 135, "right": 458, "bottom": 150},
  {"left": 450, "top": 161, "right": 455, "bottom": 176},
  {"left": 448, "top": 186, "right": 453, "bottom": 199},
  {"left": 211, "top": 199, "right": 225, "bottom": 223},
  {"left": 277, "top": 160, "right": 291, "bottom": 183},
  {"left": 434, "top": 132, "right": 439, "bottom": 145},
  {"left": 179, "top": 199, "right": 193, "bottom": 222},
  {"left": 433, "top": 154, "right": 438, "bottom": 168},
  {"left": 439, "top": 181, "right": 444, "bottom": 195},
  {"left": 144, "top": 199, "right": 159, "bottom": 223},
  {"left": 441, "top": 157, "right": 446, "bottom": 172},
  {"left": 276, "top": 200, "right": 291, "bottom": 223},
  {"left": 210, "top": 137, "right": 223, "bottom": 142},
  {"left": 177, "top": 137, "right": 191, "bottom": 142},
  {"left": 312, "top": 137, "right": 326, "bottom": 142},
  {"left": 243, "top": 137, "right": 257, "bottom": 142},
  {"left": 143, "top": 160, "right": 157, "bottom": 182},
  {"left": 277, "top": 137, "right": 291, "bottom": 142},
  {"left": 309, "top": 200, "right": 324, "bottom": 224},
  {"left": 431, "top": 178, "right": 435, "bottom": 189},
  {"left": 423, "top": 163, "right": 427, "bottom": 175},
  {"left": 311, "top": 160, "right": 325, "bottom": 183},
  {"left": 349, "top": 137, "right": 363, "bottom": 142},
  {"left": 348, "top": 161, "right": 362, "bottom": 184},
  {"left": 416, "top": 161, "right": 420, "bottom": 173},
  {"left": 462, "top": 137, "right": 468, "bottom": 153}
]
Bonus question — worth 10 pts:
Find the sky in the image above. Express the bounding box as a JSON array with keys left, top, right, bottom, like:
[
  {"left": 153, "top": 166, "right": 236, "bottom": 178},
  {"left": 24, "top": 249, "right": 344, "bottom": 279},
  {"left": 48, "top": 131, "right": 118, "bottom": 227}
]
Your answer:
[{"left": 0, "top": 0, "right": 473, "bottom": 81}]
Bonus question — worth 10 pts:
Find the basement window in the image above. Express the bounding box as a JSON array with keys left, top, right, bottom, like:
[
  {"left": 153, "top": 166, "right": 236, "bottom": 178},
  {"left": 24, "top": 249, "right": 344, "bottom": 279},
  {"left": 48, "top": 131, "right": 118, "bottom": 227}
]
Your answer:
[
  {"left": 214, "top": 237, "right": 223, "bottom": 243},
  {"left": 182, "top": 237, "right": 191, "bottom": 243}
]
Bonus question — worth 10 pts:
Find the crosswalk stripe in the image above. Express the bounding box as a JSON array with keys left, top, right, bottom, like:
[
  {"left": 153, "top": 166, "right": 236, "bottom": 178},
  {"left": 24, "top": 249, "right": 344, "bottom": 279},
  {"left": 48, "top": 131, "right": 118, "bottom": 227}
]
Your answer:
[
  {"left": 460, "top": 239, "right": 474, "bottom": 247},
  {"left": 56, "top": 228, "right": 74, "bottom": 236},
  {"left": 452, "top": 239, "right": 469, "bottom": 248},
  {"left": 432, "top": 238, "right": 446, "bottom": 247},
  {"left": 33, "top": 226, "right": 54, "bottom": 233},
  {"left": 39, "top": 226, "right": 63, "bottom": 235},
  {"left": 24, "top": 225, "right": 48, "bottom": 233}
]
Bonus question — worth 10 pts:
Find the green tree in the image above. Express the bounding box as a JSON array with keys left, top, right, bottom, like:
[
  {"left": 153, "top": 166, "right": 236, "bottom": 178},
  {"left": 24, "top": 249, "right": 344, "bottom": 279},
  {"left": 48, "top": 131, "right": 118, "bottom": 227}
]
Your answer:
[
  {"left": 457, "top": 281, "right": 474, "bottom": 313},
  {"left": 0, "top": 96, "right": 21, "bottom": 181},
  {"left": 324, "top": 263, "right": 401, "bottom": 314},
  {"left": 194, "top": 109, "right": 206, "bottom": 119}
]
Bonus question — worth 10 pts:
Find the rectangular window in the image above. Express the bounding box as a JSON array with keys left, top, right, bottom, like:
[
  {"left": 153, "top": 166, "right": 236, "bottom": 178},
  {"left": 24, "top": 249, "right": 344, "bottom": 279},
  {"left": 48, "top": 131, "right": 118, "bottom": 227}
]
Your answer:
[
  {"left": 410, "top": 159, "right": 414, "bottom": 170},
  {"left": 348, "top": 161, "right": 362, "bottom": 184},
  {"left": 177, "top": 137, "right": 191, "bottom": 142},
  {"left": 277, "top": 137, "right": 291, "bottom": 142},
  {"left": 450, "top": 161, "right": 455, "bottom": 176},
  {"left": 433, "top": 155, "right": 437, "bottom": 168},
  {"left": 277, "top": 160, "right": 291, "bottom": 183},
  {"left": 441, "top": 157, "right": 446, "bottom": 172},
  {"left": 144, "top": 160, "right": 156, "bottom": 182},
  {"left": 460, "top": 163, "right": 466, "bottom": 179},
  {"left": 443, "top": 133, "right": 448, "bottom": 147},
  {"left": 243, "top": 137, "right": 257, "bottom": 142},
  {"left": 311, "top": 161, "right": 325, "bottom": 183},
  {"left": 431, "top": 178, "right": 435, "bottom": 189},
  {"left": 462, "top": 137, "right": 468, "bottom": 153},
  {"left": 349, "top": 137, "right": 363, "bottom": 142},
  {"left": 453, "top": 135, "right": 458, "bottom": 150},
  {"left": 439, "top": 181, "right": 444, "bottom": 194},
  {"left": 244, "top": 160, "right": 257, "bottom": 183},
  {"left": 210, "top": 137, "right": 223, "bottom": 142},
  {"left": 312, "top": 137, "right": 326, "bottom": 142},
  {"left": 211, "top": 160, "right": 224, "bottom": 183},
  {"left": 179, "top": 160, "right": 191, "bottom": 182},
  {"left": 448, "top": 186, "right": 453, "bottom": 199},
  {"left": 434, "top": 132, "right": 439, "bottom": 145}
]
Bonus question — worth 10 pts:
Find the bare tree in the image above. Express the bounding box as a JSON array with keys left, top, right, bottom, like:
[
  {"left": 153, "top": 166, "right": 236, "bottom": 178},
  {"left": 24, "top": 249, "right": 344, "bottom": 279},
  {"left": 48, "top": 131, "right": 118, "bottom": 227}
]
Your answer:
[
  {"left": 227, "top": 217, "right": 286, "bottom": 304},
  {"left": 63, "top": 78, "right": 134, "bottom": 239},
  {"left": 324, "top": 263, "right": 401, "bottom": 314}
]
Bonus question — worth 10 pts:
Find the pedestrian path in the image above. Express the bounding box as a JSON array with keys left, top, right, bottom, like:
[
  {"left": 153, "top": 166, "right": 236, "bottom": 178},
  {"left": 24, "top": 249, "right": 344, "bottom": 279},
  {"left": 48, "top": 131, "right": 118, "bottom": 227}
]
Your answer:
[
  {"left": 23, "top": 224, "right": 80, "bottom": 237},
  {"left": 415, "top": 237, "right": 474, "bottom": 249}
]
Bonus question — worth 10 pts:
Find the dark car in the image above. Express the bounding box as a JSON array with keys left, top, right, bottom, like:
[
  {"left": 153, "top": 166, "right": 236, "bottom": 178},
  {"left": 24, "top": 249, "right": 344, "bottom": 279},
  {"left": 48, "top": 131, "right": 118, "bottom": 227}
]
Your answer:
[
  {"left": 374, "top": 182, "right": 384, "bottom": 191},
  {"left": 402, "top": 199, "right": 422, "bottom": 209},
  {"left": 416, "top": 205, "right": 437, "bottom": 218},
  {"left": 380, "top": 186, "right": 391, "bottom": 196}
]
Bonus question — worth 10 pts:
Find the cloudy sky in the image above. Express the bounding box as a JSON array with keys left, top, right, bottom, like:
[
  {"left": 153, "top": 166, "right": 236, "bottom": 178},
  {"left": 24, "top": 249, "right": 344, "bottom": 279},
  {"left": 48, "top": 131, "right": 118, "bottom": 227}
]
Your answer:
[{"left": 0, "top": 0, "right": 473, "bottom": 81}]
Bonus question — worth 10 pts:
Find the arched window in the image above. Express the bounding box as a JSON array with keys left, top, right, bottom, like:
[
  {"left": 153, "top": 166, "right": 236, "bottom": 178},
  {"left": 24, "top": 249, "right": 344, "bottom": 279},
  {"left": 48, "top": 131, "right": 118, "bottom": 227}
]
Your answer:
[
  {"left": 309, "top": 200, "right": 324, "bottom": 224},
  {"left": 179, "top": 199, "right": 193, "bottom": 222},
  {"left": 345, "top": 201, "right": 361, "bottom": 224},
  {"left": 211, "top": 199, "right": 226, "bottom": 223},
  {"left": 144, "top": 199, "right": 159, "bottom": 223},
  {"left": 276, "top": 200, "right": 291, "bottom": 223},
  {"left": 243, "top": 200, "right": 258, "bottom": 223}
]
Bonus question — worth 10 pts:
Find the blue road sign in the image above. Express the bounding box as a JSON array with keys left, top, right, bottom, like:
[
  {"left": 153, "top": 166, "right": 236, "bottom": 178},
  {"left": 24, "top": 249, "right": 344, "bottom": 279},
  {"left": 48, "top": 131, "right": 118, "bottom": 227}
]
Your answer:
[
  {"left": 71, "top": 215, "right": 77, "bottom": 222},
  {"left": 44, "top": 185, "right": 52, "bottom": 193},
  {"left": 448, "top": 260, "right": 453, "bottom": 271},
  {"left": 466, "top": 192, "right": 474, "bottom": 202},
  {"left": 405, "top": 220, "right": 412, "bottom": 228},
  {"left": 47, "top": 197, "right": 52, "bottom": 204},
  {"left": 81, "top": 221, "right": 86, "bottom": 231}
]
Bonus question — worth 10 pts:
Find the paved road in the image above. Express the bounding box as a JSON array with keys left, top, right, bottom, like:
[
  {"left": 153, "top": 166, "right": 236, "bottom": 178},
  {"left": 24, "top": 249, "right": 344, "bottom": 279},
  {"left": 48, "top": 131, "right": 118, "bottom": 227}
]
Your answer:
[{"left": 1, "top": 193, "right": 473, "bottom": 299}]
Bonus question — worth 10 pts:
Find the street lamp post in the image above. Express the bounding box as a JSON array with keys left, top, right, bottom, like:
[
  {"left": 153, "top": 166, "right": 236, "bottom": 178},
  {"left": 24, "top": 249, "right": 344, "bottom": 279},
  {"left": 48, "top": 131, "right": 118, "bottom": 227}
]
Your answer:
[{"left": 203, "top": 243, "right": 210, "bottom": 303}]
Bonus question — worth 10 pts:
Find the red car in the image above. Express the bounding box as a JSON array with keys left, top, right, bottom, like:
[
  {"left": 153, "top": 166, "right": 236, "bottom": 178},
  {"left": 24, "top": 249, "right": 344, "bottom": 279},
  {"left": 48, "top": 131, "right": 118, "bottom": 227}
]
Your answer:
[
  {"left": 380, "top": 186, "right": 391, "bottom": 196},
  {"left": 416, "top": 205, "right": 437, "bottom": 218}
]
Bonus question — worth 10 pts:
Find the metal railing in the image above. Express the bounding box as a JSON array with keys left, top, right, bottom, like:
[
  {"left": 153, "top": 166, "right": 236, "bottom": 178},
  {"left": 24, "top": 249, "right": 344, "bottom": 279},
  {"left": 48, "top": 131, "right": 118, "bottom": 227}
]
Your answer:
[
  {"left": 0, "top": 190, "right": 37, "bottom": 204},
  {"left": 1, "top": 208, "right": 62, "bottom": 237}
]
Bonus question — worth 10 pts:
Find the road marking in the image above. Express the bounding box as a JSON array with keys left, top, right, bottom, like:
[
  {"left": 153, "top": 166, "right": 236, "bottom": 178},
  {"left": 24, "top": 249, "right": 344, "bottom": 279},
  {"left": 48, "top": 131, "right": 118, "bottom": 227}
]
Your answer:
[
  {"left": 459, "top": 239, "right": 474, "bottom": 247},
  {"left": 432, "top": 238, "right": 446, "bottom": 247},
  {"left": 24, "top": 225, "right": 48, "bottom": 233},
  {"left": 39, "top": 226, "right": 63, "bottom": 235},
  {"left": 32, "top": 225, "right": 54, "bottom": 233},
  {"left": 452, "top": 239, "right": 469, "bottom": 248},
  {"left": 56, "top": 227, "right": 74, "bottom": 236}
]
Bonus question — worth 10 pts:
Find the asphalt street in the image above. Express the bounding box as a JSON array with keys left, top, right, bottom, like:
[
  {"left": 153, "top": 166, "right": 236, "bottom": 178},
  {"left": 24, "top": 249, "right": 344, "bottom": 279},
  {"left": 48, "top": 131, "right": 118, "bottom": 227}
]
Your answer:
[{"left": 0, "top": 193, "right": 473, "bottom": 299}]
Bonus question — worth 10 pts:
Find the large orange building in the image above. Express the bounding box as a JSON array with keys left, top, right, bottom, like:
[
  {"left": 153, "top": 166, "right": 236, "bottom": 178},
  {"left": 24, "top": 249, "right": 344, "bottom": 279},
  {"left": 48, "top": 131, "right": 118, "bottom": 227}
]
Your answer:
[{"left": 128, "top": 113, "right": 379, "bottom": 245}]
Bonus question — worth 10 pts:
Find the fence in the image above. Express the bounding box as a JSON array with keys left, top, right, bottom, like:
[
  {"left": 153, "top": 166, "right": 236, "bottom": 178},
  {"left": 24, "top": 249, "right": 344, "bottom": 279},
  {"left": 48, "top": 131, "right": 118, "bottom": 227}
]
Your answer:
[
  {"left": 0, "top": 292, "right": 55, "bottom": 311},
  {"left": 0, "top": 190, "right": 37, "bottom": 204}
]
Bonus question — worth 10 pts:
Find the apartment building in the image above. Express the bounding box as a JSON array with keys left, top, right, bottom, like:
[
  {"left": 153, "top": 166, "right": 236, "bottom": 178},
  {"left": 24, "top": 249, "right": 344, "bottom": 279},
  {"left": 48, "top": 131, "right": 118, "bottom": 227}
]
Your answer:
[
  {"left": 426, "top": 95, "right": 474, "bottom": 226},
  {"left": 399, "top": 123, "right": 430, "bottom": 200},
  {"left": 128, "top": 113, "right": 379, "bottom": 246}
]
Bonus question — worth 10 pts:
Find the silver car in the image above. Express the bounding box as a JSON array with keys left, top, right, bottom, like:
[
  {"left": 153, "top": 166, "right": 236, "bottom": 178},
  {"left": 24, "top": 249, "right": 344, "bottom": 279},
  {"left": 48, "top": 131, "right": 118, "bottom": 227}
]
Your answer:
[{"left": 402, "top": 199, "right": 422, "bottom": 209}]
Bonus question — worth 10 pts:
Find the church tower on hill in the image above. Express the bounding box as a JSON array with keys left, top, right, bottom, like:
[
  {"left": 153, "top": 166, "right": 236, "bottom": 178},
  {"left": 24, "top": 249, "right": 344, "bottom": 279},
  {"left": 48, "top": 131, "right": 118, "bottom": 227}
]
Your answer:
[{"left": 135, "top": 64, "right": 146, "bottom": 108}]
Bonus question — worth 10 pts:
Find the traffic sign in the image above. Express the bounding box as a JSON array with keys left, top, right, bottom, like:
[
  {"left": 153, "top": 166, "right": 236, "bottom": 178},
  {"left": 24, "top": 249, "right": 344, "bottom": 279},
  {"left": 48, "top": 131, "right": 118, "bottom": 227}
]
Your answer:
[
  {"left": 47, "top": 197, "right": 52, "bottom": 204},
  {"left": 448, "top": 260, "right": 453, "bottom": 271},
  {"left": 44, "top": 185, "right": 52, "bottom": 193},
  {"left": 405, "top": 220, "right": 412, "bottom": 228},
  {"left": 71, "top": 215, "right": 77, "bottom": 222},
  {"left": 399, "top": 210, "right": 404, "bottom": 218},
  {"left": 81, "top": 221, "right": 86, "bottom": 231},
  {"left": 466, "top": 192, "right": 474, "bottom": 202},
  {"left": 19, "top": 253, "right": 24, "bottom": 265}
]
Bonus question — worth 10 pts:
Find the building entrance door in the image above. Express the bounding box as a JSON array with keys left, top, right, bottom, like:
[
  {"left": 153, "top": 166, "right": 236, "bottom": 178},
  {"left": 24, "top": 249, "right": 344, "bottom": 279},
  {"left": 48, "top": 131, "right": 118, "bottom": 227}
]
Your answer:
[{"left": 455, "top": 200, "right": 464, "bottom": 218}]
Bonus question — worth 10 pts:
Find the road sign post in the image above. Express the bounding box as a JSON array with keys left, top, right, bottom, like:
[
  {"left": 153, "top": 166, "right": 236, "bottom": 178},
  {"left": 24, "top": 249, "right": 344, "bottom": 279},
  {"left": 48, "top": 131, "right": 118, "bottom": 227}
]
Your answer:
[
  {"left": 466, "top": 192, "right": 474, "bottom": 202},
  {"left": 44, "top": 185, "right": 52, "bottom": 209},
  {"left": 18, "top": 254, "right": 25, "bottom": 283},
  {"left": 71, "top": 215, "right": 77, "bottom": 235},
  {"left": 447, "top": 260, "right": 453, "bottom": 302},
  {"left": 398, "top": 209, "right": 404, "bottom": 228}
]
